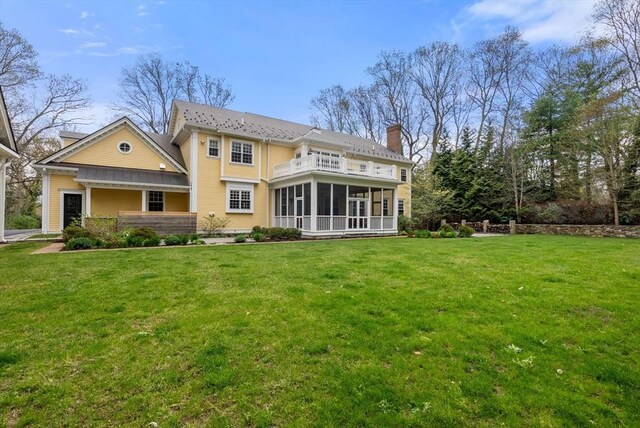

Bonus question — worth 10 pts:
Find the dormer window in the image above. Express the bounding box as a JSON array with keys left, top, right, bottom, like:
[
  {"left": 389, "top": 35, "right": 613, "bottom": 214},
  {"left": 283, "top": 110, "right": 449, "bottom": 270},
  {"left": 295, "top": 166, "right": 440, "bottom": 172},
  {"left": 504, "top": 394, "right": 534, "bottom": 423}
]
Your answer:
[{"left": 118, "top": 141, "right": 132, "bottom": 154}]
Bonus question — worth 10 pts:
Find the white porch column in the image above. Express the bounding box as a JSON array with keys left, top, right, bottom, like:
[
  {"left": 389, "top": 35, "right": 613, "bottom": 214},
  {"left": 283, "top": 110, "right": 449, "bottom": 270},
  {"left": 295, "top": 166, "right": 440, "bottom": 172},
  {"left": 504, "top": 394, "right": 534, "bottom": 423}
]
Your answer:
[
  {"left": 393, "top": 187, "right": 399, "bottom": 231},
  {"left": 85, "top": 187, "right": 92, "bottom": 217},
  {"left": 141, "top": 190, "right": 147, "bottom": 212},
  {"left": 189, "top": 131, "right": 198, "bottom": 213},
  {"left": 310, "top": 177, "right": 317, "bottom": 232},
  {"left": 41, "top": 170, "right": 49, "bottom": 233},
  {"left": 0, "top": 159, "right": 7, "bottom": 242}
]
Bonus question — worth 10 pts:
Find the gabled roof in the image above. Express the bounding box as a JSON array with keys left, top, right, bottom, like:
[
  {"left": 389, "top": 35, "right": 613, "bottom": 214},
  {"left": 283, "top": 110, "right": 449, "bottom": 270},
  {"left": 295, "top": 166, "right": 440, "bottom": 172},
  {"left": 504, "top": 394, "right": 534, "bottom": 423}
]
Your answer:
[
  {"left": 0, "top": 86, "right": 18, "bottom": 158},
  {"left": 170, "top": 100, "right": 412, "bottom": 163},
  {"left": 37, "top": 117, "right": 186, "bottom": 172}
]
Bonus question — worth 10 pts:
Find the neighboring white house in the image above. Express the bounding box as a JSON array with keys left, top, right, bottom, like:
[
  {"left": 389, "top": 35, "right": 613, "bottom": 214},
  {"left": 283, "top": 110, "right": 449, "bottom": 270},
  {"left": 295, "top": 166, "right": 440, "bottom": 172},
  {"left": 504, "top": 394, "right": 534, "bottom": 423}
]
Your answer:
[{"left": 0, "top": 86, "right": 19, "bottom": 242}]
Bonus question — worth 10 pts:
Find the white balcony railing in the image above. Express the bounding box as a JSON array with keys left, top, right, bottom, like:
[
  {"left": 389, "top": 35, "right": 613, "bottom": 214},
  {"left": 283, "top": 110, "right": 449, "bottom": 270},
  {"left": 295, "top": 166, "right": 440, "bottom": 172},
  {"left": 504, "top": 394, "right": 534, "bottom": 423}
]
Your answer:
[{"left": 273, "top": 154, "right": 397, "bottom": 180}]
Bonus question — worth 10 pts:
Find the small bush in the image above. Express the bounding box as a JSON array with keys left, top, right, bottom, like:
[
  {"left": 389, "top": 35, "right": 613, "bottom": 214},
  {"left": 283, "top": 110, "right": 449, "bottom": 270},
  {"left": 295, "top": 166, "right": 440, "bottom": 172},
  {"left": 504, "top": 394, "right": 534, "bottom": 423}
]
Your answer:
[
  {"left": 125, "top": 235, "right": 146, "bottom": 247},
  {"left": 431, "top": 232, "right": 440, "bottom": 238},
  {"left": 284, "top": 228, "right": 302, "bottom": 239},
  {"left": 190, "top": 234, "right": 200, "bottom": 243},
  {"left": 164, "top": 235, "right": 182, "bottom": 246},
  {"left": 252, "top": 232, "right": 265, "bottom": 242},
  {"left": 7, "top": 214, "right": 40, "bottom": 229},
  {"left": 199, "top": 214, "right": 231, "bottom": 237},
  {"left": 458, "top": 225, "right": 475, "bottom": 238},
  {"left": 65, "top": 237, "right": 94, "bottom": 251},
  {"left": 62, "top": 225, "right": 94, "bottom": 242},
  {"left": 143, "top": 236, "right": 161, "bottom": 247},
  {"left": 397, "top": 215, "right": 414, "bottom": 233},
  {"left": 234, "top": 234, "right": 246, "bottom": 243},
  {"left": 128, "top": 227, "right": 157, "bottom": 240},
  {"left": 415, "top": 230, "right": 430, "bottom": 238},
  {"left": 438, "top": 223, "right": 455, "bottom": 233},
  {"left": 267, "top": 227, "right": 285, "bottom": 240},
  {"left": 252, "top": 225, "right": 268, "bottom": 235},
  {"left": 85, "top": 217, "right": 117, "bottom": 238}
]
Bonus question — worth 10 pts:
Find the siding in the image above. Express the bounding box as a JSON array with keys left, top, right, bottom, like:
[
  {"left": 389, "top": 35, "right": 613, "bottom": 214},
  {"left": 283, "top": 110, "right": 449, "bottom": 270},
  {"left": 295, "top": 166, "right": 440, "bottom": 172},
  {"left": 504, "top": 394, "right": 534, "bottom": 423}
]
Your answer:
[
  {"left": 91, "top": 188, "right": 141, "bottom": 216},
  {"left": 64, "top": 127, "right": 179, "bottom": 172},
  {"left": 165, "top": 192, "right": 189, "bottom": 212},
  {"left": 49, "top": 174, "right": 84, "bottom": 232}
]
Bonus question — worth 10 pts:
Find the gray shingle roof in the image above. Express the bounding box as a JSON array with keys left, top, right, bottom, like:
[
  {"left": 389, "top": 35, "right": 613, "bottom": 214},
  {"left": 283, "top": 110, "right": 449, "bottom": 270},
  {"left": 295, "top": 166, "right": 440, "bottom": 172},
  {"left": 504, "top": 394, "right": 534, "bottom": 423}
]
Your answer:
[
  {"left": 76, "top": 165, "right": 189, "bottom": 188},
  {"left": 173, "top": 100, "right": 411, "bottom": 163},
  {"left": 59, "top": 131, "right": 88, "bottom": 140}
]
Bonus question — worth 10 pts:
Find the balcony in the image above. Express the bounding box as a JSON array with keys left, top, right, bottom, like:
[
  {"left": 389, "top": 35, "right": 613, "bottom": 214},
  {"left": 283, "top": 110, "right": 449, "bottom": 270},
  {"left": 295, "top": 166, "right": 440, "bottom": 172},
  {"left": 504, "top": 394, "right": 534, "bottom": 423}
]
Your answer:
[{"left": 273, "top": 153, "right": 397, "bottom": 180}]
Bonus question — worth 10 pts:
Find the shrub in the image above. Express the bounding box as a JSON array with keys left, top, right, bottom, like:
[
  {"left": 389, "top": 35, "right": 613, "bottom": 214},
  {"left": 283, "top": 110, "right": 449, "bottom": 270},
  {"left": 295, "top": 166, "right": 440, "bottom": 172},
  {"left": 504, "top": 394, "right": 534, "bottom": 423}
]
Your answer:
[
  {"left": 252, "top": 232, "right": 265, "bottom": 242},
  {"left": 128, "top": 227, "right": 157, "bottom": 240},
  {"left": 234, "top": 234, "right": 246, "bottom": 243},
  {"left": 415, "top": 230, "right": 430, "bottom": 238},
  {"left": 62, "top": 225, "right": 94, "bottom": 242},
  {"left": 431, "top": 232, "right": 440, "bottom": 238},
  {"left": 284, "top": 228, "right": 302, "bottom": 239},
  {"left": 65, "top": 237, "right": 95, "bottom": 251},
  {"left": 125, "top": 235, "right": 146, "bottom": 247},
  {"left": 266, "top": 227, "right": 285, "bottom": 240},
  {"left": 143, "top": 236, "right": 161, "bottom": 247},
  {"left": 178, "top": 235, "right": 190, "bottom": 245},
  {"left": 199, "top": 214, "right": 231, "bottom": 237},
  {"left": 458, "top": 225, "right": 475, "bottom": 238},
  {"left": 7, "top": 214, "right": 40, "bottom": 229},
  {"left": 190, "top": 234, "right": 200, "bottom": 243},
  {"left": 437, "top": 223, "right": 455, "bottom": 233},
  {"left": 252, "top": 225, "right": 268, "bottom": 235},
  {"left": 163, "top": 235, "right": 182, "bottom": 246},
  {"left": 85, "top": 217, "right": 117, "bottom": 238},
  {"left": 397, "top": 215, "right": 414, "bottom": 233},
  {"left": 538, "top": 203, "right": 566, "bottom": 224}
]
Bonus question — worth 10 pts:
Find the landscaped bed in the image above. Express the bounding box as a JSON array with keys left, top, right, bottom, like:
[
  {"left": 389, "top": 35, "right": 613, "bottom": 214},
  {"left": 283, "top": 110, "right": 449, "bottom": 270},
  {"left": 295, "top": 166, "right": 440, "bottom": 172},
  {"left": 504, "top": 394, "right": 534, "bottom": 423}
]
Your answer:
[{"left": 0, "top": 236, "right": 638, "bottom": 426}]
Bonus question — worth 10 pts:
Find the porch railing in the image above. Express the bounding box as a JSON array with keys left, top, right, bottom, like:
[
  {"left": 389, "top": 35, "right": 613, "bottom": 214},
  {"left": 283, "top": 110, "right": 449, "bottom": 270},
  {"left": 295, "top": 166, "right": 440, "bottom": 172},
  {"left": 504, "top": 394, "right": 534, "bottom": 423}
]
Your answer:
[
  {"left": 273, "top": 154, "right": 397, "bottom": 180},
  {"left": 274, "top": 215, "right": 394, "bottom": 232}
]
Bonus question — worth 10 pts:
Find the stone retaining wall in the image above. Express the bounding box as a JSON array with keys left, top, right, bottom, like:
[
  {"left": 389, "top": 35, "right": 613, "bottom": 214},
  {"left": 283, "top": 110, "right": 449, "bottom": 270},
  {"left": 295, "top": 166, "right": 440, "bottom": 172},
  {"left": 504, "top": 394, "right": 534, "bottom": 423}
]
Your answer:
[{"left": 516, "top": 224, "right": 640, "bottom": 239}]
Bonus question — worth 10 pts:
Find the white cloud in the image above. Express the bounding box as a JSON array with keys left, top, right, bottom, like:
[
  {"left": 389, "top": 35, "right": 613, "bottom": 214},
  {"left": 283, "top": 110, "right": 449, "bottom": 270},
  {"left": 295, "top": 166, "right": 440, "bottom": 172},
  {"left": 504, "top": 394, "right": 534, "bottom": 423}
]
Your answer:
[
  {"left": 137, "top": 4, "right": 148, "bottom": 16},
  {"left": 80, "top": 42, "right": 107, "bottom": 49},
  {"left": 460, "top": 0, "right": 599, "bottom": 44},
  {"left": 117, "top": 46, "right": 139, "bottom": 55},
  {"left": 59, "top": 28, "right": 79, "bottom": 35},
  {"left": 79, "top": 11, "right": 94, "bottom": 19}
]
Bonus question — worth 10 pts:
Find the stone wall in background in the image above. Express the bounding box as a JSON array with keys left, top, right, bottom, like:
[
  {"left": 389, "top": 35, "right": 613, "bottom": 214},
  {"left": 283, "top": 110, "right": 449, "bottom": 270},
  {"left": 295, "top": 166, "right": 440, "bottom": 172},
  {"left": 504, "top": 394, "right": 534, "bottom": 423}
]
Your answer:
[{"left": 516, "top": 224, "right": 640, "bottom": 239}]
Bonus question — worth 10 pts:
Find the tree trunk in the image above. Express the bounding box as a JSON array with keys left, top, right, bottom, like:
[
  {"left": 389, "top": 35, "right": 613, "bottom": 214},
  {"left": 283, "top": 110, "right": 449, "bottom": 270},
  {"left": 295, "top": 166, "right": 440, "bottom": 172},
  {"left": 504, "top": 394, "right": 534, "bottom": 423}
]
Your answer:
[{"left": 612, "top": 193, "right": 620, "bottom": 226}]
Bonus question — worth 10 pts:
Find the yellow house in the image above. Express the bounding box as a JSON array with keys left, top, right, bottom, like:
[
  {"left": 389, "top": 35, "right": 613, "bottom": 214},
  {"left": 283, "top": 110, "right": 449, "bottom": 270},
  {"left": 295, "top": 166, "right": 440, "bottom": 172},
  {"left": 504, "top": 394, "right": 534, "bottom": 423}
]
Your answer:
[
  {"left": 34, "top": 100, "right": 413, "bottom": 236},
  {"left": 0, "top": 86, "right": 20, "bottom": 242}
]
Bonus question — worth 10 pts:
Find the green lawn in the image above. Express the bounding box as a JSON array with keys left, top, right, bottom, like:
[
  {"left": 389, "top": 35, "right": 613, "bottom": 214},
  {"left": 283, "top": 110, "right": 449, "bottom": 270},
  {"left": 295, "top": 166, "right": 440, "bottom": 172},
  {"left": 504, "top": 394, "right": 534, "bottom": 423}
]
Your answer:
[{"left": 1, "top": 236, "right": 639, "bottom": 426}]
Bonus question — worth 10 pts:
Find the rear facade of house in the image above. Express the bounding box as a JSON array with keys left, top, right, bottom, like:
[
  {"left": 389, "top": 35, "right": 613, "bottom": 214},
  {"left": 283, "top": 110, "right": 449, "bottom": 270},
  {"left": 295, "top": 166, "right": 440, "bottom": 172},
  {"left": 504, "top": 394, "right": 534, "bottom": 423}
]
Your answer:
[{"left": 34, "top": 100, "right": 412, "bottom": 236}]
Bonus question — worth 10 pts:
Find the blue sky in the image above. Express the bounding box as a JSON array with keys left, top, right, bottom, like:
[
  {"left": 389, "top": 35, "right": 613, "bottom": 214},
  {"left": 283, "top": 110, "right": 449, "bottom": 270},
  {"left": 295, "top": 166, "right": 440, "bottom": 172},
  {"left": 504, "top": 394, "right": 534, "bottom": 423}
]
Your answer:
[{"left": 0, "top": 0, "right": 598, "bottom": 132}]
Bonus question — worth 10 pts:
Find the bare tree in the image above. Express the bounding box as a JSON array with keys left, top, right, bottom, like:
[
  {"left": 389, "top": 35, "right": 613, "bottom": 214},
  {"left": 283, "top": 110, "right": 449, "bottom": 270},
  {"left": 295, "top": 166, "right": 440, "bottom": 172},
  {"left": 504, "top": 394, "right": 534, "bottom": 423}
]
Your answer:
[
  {"left": 349, "top": 85, "right": 384, "bottom": 143},
  {"left": 368, "top": 51, "right": 429, "bottom": 164},
  {"left": 0, "top": 22, "right": 91, "bottom": 219},
  {"left": 310, "top": 85, "right": 357, "bottom": 134},
  {"left": 115, "top": 54, "right": 234, "bottom": 134},
  {"left": 411, "top": 41, "right": 465, "bottom": 160},
  {"left": 594, "top": 0, "right": 640, "bottom": 103}
]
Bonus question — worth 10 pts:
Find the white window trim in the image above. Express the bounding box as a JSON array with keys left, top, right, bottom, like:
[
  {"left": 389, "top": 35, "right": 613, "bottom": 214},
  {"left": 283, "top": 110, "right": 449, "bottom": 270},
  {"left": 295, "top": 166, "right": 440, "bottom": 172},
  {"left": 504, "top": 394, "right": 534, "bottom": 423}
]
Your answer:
[
  {"left": 207, "top": 138, "right": 220, "bottom": 158},
  {"left": 398, "top": 198, "right": 405, "bottom": 216},
  {"left": 118, "top": 141, "right": 133, "bottom": 154},
  {"left": 400, "top": 168, "right": 408, "bottom": 182},
  {"left": 147, "top": 190, "right": 165, "bottom": 212},
  {"left": 59, "top": 189, "right": 85, "bottom": 231},
  {"left": 226, "top": 182, "right": 254, "bottom": 213},
  {"left": 229, "top": 139, "right": 255, "bottom": 166}
]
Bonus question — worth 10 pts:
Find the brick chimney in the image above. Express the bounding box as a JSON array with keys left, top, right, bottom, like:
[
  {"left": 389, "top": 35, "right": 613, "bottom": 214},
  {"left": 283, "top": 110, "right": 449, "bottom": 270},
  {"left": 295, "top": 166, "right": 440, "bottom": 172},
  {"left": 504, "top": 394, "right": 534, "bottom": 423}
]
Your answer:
[{"left": 386, "top": 124, "right": 402, "bottom": 154}]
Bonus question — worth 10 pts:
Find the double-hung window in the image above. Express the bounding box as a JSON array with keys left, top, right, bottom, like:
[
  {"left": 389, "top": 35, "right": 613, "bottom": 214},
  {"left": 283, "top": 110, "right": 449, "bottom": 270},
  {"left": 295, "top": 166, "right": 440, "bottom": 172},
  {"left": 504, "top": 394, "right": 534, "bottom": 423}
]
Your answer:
[
  {"left": 208, "top": 138, "right": 219, "bottom": 157},
  {"left": 231, "top": 141, "right": 253, "bottom": 165},
  {"left": 400, "top": 168, "right": 408, "bottom": 182},
  {"left": 398, "top": 199, "right": 405, "bottom": 216},
  {"left": 227, "top": 183, "right": 253, "bottom": 213},
  {"left": 148, "top": 191, "right": 164, "bottom": 212}
]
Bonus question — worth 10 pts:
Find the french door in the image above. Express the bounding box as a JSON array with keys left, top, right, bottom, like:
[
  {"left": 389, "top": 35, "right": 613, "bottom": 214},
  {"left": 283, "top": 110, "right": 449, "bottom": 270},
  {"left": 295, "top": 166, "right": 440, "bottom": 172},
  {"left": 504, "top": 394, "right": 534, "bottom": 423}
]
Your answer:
[
  {"left": 63, "top": 193, "right": 83, "bottom": 228},
  {"left": 348, "top": 198, "right": 368, "bottom": 229}
]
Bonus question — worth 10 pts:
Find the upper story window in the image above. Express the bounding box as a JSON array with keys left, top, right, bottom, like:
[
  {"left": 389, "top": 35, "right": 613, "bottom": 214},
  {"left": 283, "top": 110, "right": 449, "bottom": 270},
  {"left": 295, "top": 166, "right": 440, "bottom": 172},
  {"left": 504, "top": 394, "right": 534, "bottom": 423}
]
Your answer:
[
  {"left": 400, "top": 168, "right": 408, "bottom": 182},
  {"left": 148, "top": 191, "right": 164, "bottom": 212},
  {"left": 231, "top": 141, "right": 253, "bottom": 165},
  {"left": 398, "top": 199, "right": 405, "bottom": 216},
  {"left": 118, "top": 141, "right": 132, "bottom": 154},
  {"left": 208, "top": 138, "right": 219, "bottom": 157}
]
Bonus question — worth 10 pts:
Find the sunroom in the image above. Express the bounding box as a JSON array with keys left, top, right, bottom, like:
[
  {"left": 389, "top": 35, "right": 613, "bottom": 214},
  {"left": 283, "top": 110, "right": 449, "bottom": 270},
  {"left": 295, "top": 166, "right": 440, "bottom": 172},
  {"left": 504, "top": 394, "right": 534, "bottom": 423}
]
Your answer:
[{"left": 271, "top": 178, "right": 398, "bottom": 236}]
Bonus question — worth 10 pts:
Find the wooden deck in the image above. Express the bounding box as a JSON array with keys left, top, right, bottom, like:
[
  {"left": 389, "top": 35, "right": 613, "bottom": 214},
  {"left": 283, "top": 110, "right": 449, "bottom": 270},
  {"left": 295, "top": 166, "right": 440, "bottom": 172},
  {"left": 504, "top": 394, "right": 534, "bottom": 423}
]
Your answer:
[{"left": 117, "top": 211, "right": 197, "bottom": 235}]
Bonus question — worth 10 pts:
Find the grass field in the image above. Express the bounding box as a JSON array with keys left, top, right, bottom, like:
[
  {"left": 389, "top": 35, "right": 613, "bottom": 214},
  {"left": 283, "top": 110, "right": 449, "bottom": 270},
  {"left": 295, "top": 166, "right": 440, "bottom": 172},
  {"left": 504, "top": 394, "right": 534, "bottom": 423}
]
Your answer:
[{"left": 1, "top": 236, "right": 639, "bottom": 426}]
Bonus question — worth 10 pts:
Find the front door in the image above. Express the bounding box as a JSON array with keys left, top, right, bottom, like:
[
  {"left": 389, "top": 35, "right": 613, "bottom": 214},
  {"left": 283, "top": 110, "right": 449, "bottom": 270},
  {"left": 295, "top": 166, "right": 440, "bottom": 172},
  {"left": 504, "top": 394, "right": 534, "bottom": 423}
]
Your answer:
[
  {"left": 63, "top": 193, "right": 83, "bottom": 229},
  {"left": 348, "top": 198, "right": 368, "bottom": 229}
]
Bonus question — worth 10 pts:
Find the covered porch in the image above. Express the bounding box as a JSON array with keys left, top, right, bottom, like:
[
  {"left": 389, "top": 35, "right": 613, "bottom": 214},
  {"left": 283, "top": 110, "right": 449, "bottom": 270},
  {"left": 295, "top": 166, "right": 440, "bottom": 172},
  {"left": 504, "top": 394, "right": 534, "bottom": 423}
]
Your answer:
[{"left": 271, "top": 176, "right": 398, "bottom": 237}]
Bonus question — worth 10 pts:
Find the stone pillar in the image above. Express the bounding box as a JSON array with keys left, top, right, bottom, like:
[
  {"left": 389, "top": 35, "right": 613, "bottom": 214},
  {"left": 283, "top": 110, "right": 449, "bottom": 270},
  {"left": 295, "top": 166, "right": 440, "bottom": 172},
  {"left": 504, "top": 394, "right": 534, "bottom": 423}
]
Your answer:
[
  {"left": 461, "top": 220, "right": 466, "bottom": 226},
  {"left": 509, "top": 220, "right": 516, "bottom": 235},
  {"left": 483, "top": 220, "right": 489, "bottom": 233},
  {"left": 441, "top": 219, "right": 447, "bottom": 227}
]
